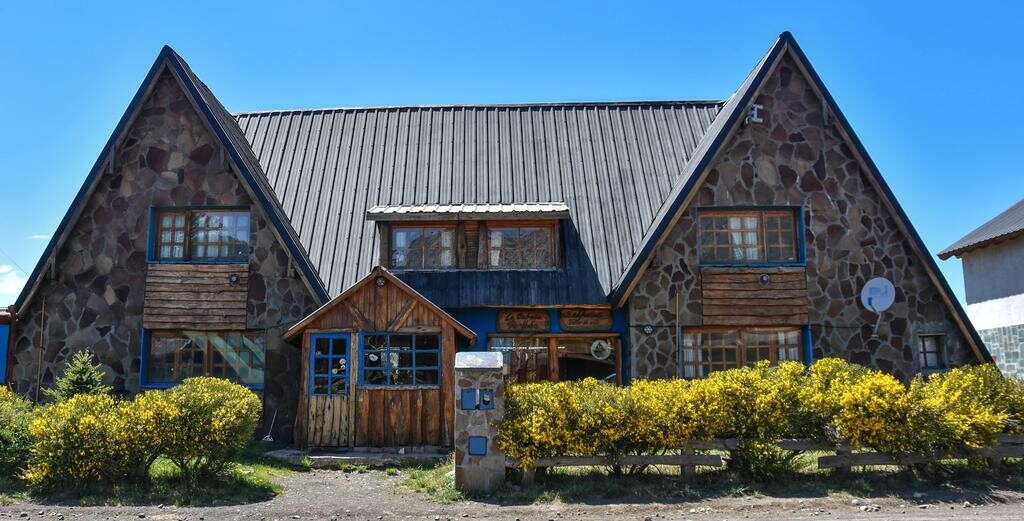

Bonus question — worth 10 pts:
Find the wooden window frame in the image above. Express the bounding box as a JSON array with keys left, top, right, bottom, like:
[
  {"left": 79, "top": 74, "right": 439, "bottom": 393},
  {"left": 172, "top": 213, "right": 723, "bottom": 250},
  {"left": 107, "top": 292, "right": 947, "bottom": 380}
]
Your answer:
[
  {"left": 358, "top": 332, "right": 441, "bottom": 387},
  {"left": 919, "top": 334, "right": 946, "bottom": 370},
  {"left": 151, "top": 207, "right": 251, "bottom": 263},
  {"left": 483, "top": 220, "right": 560, "bottom": 270},
  {"left": 681, "top": 326, "right": 803, "bottom": 379},
  {"left": 487, "top": 333, "right": 622, "bottom": 385},
  {"left": 698, "top": 208, "right": 801, "bottom": 266},
  {"left": 388, "top": 222, "right": 457, "bottom": 270},
  {"left": 310, "top": 333, "right": 350, "bottom": 396},
  {"left": 141, "top": 330, "right": 265, "bottom": 388}
]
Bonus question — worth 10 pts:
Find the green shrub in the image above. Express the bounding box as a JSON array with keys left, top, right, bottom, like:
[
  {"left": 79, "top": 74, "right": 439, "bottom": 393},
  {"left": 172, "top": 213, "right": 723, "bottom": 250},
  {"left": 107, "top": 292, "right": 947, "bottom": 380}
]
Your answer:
[
  {"left": 698, "top": 361, "right": 816, "bottom": 479},
  {"left": 43, "top": 350, "right": 112, "bottom": 403},
  {"left": 159, "top": 377, "right": 262, "bottom": 481},
  {"left": 23, "top": 393, "right": 120, "bottom": 486},
  {"left": 0, "top": 387, "right": 34, "bottom": 477}
]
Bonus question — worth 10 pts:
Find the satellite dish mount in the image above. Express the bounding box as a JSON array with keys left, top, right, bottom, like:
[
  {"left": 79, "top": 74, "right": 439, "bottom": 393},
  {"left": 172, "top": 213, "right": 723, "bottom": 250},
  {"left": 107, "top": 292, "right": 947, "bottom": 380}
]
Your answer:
[{"left": 860, "top": 277, "right": 895, "bottom": 338}]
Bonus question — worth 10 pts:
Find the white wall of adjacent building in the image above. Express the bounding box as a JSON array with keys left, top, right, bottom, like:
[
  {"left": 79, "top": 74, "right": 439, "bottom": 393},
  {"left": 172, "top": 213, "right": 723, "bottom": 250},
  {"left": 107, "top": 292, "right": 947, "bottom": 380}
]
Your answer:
[{"left": 967, "top": 293, "right": 1024, "bottom": 330}]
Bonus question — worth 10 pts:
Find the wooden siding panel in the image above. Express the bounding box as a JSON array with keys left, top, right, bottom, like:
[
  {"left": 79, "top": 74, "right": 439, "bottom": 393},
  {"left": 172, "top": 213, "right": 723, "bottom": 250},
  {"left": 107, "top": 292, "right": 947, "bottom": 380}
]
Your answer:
[
  {"left": 143, "top": 263, "right": 248, "bottom": 330},
  {"left": 701, "top": 267, "right": 810, "bottom": 326}
]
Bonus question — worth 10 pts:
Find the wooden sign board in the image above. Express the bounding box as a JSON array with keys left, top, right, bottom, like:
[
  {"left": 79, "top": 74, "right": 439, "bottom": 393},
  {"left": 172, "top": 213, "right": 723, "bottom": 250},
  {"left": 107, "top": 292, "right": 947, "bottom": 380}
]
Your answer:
[
  {"left": 497, "top": 310, "right": 550, "bottom": 332},
  {"left": 559, "top": 308, "right": 613, "bottom": 331}
]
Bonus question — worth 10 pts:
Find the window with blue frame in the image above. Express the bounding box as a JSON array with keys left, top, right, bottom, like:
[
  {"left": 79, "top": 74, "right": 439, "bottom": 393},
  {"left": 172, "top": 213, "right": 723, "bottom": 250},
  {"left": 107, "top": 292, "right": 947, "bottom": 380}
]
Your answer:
[
  {"left": 311, "top": 335, "right": 349, "bottom": 395},
  {"left": 698, "top": 209, "right": 801, "bottom": 264},
  {"left": 144, "top": 330, "right": 264, "bottom": 387},
  {"left": 361, "top": 333, "right": 440, "bottom": 386},
  {"left": 153, "top": 209, "right": 251, "bottom": 262}
]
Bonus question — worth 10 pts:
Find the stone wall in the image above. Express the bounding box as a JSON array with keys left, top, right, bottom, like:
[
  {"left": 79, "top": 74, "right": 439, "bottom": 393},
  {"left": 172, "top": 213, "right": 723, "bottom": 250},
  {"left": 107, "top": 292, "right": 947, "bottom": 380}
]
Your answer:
[
  {"left": 979, "top": 325, "right": 1024, "bottom": 378},
  {"left": 454, "top": 352, "right": 505, "bottom": 493},
  {"left": 628, "top": 53, "right": 977, "bottom": 382},
  {"left": 10, "top": 69, "right": 318, "bottom": 443}
]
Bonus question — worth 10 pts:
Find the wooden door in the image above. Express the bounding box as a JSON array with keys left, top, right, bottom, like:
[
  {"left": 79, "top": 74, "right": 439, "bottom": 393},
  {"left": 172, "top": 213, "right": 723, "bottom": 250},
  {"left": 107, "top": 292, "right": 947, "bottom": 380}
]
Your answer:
[{"left": 307, "top": 333, "right": 353, "bottom": 448}]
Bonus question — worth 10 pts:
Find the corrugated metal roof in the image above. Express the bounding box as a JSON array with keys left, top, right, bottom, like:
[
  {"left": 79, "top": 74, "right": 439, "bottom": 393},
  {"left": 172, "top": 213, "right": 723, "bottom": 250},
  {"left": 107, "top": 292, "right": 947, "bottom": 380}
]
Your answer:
[
  {"left": 366, "top": 202, "right": 570, "bottom": 220},
  {"left": 234, "top": 101, "right": 724, "bottom": 300},
  {"left": 940, "top": 197, "right": 1024, "bottom": 259}
]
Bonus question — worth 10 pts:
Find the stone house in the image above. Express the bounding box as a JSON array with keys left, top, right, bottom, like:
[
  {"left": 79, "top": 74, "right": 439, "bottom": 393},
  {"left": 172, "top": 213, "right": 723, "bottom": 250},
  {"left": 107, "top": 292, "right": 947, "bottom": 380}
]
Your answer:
[
  {"left": 940, "top": 198, "right": 1024, "bottom": 377},
  {"left": 5, "top": 32, "right": 990, "bottom": 448}
]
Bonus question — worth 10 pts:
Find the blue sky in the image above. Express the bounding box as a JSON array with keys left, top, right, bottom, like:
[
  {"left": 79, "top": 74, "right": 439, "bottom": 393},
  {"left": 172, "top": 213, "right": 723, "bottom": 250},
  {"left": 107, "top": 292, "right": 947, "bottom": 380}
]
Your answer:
[{"left": 0, "top": 1, "right": 1021, "bottom": 306}]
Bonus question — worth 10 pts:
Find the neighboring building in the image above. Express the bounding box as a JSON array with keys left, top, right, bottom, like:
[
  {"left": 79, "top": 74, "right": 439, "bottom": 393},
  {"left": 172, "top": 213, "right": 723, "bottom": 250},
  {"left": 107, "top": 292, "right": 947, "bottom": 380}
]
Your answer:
[
  {"left": 6, "top": 32, "right": 990, "bottom": 449},
  {"left": 940, "top": 198, "right": 1024, "bottom": 377}
]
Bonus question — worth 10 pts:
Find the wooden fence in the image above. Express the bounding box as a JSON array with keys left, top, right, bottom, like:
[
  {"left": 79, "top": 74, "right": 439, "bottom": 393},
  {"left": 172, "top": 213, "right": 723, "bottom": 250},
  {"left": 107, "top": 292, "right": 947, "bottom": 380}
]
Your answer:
[{"left": 508, "top": 434, "right": 1024, "bottom": 482}]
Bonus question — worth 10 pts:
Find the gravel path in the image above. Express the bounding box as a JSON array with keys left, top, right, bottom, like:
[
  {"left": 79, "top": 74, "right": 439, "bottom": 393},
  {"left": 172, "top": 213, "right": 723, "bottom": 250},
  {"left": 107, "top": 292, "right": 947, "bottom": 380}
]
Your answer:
[{"left": 2, "top": 469, "right": 1022, "bottom": 520}]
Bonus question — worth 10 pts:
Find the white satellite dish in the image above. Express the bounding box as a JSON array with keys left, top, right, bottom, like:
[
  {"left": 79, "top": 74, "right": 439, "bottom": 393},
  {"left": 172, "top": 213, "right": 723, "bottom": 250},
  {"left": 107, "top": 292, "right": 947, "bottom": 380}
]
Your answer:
[{"left": 860, "top": 277, "right": 895, "bottom": 312}]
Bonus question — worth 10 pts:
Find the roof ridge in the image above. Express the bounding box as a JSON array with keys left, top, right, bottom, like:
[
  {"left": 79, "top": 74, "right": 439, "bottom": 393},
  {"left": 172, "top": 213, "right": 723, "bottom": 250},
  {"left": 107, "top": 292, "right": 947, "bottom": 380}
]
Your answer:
[{"left": 232, "top": 99, "right": 726, "bottom": 116}]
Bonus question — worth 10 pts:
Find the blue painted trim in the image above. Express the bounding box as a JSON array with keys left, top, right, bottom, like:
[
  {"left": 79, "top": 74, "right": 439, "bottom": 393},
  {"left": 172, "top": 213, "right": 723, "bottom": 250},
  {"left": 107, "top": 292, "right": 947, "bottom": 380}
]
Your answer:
[
  {"left": 694, "top": 206, "right": 806, "bottom": 267},
  {"left": 357, "top": 332, "right": 442, "bottom": 387},
  {"left": 139, "top": 328, "right": 265, "bottom": 391},
  {"left": 1, "top": 324, "right": 11, "bottom": 385},
  {"left": 803, "top": 324, "right": 814, "bottom": 366},
  {"left": 309, "top": 333, "right": 350, "bottom": 396},
  {"left": 147, "top": 206, "right": 253, "bottom": 263}
]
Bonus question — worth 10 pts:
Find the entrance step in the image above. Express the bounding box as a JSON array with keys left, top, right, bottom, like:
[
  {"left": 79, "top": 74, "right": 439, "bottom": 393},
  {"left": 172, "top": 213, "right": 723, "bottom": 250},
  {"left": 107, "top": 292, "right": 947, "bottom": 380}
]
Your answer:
[{"left": 266, "top": 447, "right": 449, "bottom": 469}]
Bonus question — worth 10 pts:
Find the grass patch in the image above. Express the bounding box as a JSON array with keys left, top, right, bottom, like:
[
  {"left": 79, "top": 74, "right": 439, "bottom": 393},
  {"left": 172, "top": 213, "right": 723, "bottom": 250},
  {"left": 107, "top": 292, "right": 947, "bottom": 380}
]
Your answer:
[
  {"left": 0, "top": 443, "right": 301, "bottom": 507},
  {"left": 396, "top": 454, "right": 464, "bottom": 503},
  {"left": 395, "top": 452, "right": 1024, "bottom": 506}
]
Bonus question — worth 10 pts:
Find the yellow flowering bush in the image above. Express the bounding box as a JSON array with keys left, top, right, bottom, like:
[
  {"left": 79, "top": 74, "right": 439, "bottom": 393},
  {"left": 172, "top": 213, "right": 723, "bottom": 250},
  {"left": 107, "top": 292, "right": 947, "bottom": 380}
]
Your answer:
[
  {"left": 159, "top": 377, "right": 262, "bottom": 480},
  {"left": 0, "top": 387, "right": 34, "bottom": 477},
  {"left": 21, "top": 377, "right": 260, "bottom": 487},
  {"left": 23, "top": 394, "right": 121, "bottom": 486},
  {"left": 499, "top": 360, "right": 1024, "bottom": 475}
]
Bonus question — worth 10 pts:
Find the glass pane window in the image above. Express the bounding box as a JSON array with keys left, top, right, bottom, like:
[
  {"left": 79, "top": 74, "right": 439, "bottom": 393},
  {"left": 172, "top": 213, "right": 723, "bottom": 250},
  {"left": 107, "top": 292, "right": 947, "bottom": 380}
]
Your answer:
[
  {"left": 360, "top": 333, "right": 441, "bottom": 386},
  {"left": 488, "top": 225, "right": 555, "bottom": 269},
  {"left": 391, "top": 227, "right": 455, "bottom": 269},
  {"left": 681, "top": 327, "right": 802, "bottom": 379},
  {"left": 145, "top": 331, "right": 265, "bottom": 386},
  {"left": 699, "top": 209, "right": 799, "bottom": 264},
  {"left": 489, "top": 337, "right": 549, "bottom": 384},
  {"left": 153, "top": 209, "right": 250, "bottom": 261},
  {"left": 311, "top": 335, "right": 350, "bottom": 396},
  {"left": 919, "top": 335, "right": 945, "bottom": 369}
]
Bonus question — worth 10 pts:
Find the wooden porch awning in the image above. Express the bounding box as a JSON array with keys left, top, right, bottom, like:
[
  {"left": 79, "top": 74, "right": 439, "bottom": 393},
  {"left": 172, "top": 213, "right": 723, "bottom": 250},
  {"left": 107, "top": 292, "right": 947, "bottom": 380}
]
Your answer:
[{"left": 282, "top": 266, "right": 476, "bottom": 342}]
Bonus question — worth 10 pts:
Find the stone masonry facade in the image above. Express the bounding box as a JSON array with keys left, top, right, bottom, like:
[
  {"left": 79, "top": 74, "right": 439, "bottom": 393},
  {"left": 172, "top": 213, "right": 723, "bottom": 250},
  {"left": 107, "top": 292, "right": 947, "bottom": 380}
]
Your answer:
[
  {"left": 629, "top": 53, "right": 976, "bottom": 382},
  {"left": 979, "top": 325, "right": 1024, "bottom": 378},
  {"left": 9, "top": 69, "right": 318, "bottom": 443}
]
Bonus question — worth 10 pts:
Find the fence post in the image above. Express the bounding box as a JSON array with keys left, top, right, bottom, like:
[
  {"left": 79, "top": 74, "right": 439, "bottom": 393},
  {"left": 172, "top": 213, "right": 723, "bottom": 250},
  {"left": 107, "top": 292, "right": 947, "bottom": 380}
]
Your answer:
[
  {"left": 832, "top": 441, "right": 852, "bottom": 475},
  {"left": 680, "top": 447, "right": 696, "bottom": 477},
  {"left": 454, "top": 351, "right": 506, "bottom": 493}
]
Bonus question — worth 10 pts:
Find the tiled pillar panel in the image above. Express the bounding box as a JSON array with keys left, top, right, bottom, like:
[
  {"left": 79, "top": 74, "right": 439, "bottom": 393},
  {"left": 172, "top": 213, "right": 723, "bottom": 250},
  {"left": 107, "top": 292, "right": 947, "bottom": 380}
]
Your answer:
[{"left": 454, "top": 351, "right": 505, "bottom": 493}]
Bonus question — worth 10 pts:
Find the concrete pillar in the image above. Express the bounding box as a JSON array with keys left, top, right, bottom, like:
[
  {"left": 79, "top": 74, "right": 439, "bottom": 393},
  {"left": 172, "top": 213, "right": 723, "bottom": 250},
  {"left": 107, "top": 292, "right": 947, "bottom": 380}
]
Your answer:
[{"left": 454, "top": 351, "right": 505, "bottom": 492}]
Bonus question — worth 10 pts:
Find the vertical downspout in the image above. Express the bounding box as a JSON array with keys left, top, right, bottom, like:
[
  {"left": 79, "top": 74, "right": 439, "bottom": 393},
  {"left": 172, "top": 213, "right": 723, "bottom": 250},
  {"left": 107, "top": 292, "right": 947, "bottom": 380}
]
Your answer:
[
  {"left": 34, "top": 296, "right": 45, "bottom": 403},
  {"left": 3, "top": 305, "right": 15, "bottom": 385},
  {"left": 675, "top": 290, "right": 682, "bottom": 379}
]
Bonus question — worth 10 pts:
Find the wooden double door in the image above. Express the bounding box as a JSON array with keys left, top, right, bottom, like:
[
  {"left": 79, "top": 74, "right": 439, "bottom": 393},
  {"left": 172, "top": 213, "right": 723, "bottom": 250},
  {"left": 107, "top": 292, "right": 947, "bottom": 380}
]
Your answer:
[{"left": 305, "top": 333, "right": 447, "bottom": 449}]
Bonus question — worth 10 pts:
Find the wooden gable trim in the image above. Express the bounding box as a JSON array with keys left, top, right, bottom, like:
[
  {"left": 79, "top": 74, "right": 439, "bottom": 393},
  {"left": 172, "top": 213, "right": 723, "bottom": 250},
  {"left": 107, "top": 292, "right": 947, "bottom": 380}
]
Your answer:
[{"left": 283, "top": 266, "right": 476, "bottom": 342}]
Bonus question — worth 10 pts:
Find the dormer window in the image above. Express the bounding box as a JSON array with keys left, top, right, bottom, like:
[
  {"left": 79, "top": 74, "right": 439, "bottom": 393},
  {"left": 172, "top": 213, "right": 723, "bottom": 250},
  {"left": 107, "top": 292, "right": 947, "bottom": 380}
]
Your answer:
[
  {"left": 390, "top": 225, "right": 455, "bottom": 269},
  {"left": 486, "top": 224, "right": 556, "bottom": 269}
]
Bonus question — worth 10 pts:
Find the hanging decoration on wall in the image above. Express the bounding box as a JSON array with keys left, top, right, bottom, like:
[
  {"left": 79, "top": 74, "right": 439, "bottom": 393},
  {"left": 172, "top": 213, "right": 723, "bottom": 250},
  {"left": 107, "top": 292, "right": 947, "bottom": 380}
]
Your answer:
[
  {"left": 589, "top": 339, "right": 612, "bottom": 360},
  {"left": 559, "top": 308, "right": 613, "bottom": 331},
  {"left": 497, "top": 310, "right": 550, "bottom": 332}
]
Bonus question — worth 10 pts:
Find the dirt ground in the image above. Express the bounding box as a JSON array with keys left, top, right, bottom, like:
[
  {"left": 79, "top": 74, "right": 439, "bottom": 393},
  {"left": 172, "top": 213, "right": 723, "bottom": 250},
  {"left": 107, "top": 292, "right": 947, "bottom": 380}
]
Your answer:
[{"left": 2, "top": 468, "right": 1023, "bottom": 521}]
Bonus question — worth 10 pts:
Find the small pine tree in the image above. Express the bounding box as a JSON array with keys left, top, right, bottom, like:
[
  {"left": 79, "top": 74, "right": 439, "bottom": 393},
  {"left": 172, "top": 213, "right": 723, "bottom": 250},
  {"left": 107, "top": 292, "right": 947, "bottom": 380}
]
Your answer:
[{"left": 44, "top": 350, "right": 112, "bottom": 403}]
